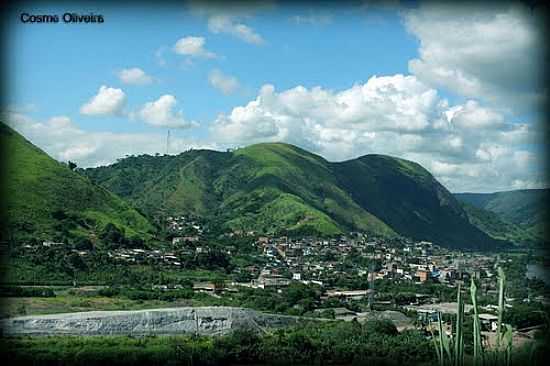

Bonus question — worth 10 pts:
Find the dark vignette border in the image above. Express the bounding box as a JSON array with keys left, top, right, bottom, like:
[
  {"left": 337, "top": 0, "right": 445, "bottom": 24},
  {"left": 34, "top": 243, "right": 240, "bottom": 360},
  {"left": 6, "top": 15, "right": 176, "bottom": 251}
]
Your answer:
[{"left": 0, "top": 1, "right": 548, "bottom": 365}]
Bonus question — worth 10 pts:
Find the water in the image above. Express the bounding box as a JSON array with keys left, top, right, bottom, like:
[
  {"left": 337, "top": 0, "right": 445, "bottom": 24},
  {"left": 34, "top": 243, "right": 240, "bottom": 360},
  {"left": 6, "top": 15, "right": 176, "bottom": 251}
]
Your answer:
[{"left": 526, "top": 263, "right": 550, "bottom": 285}]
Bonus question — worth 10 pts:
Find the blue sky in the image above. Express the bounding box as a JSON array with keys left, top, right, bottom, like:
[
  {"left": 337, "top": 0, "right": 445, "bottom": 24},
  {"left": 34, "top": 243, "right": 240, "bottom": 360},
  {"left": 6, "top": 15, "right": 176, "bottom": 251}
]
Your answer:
[
  {"left": 7, "top": 3, "right": 420, "bottom": 136},
  {"left": 3, "top": 1, "right": 547, "bottom": 192}
]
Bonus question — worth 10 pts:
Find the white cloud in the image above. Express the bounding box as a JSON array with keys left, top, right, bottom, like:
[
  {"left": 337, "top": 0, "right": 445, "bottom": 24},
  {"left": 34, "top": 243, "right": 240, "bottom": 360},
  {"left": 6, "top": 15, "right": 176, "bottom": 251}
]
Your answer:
[
  {"left": 134, "top": 95, "right": 198, "bottom": 129},
  {"left": 187, "top": 1, "right": 268, "bottom": 45},
  {"left": 117, "top": 67, "right": 153, "bottom": 85},
  {"left": 173, "top": 36, "right": 216, "bottom": 58},
  {"left": 5, "top": 112, "right": 215, "bottom": 167},
  {"left": 208, "top": 69, "right": 240, "bottom": 95},
  {"left": 47, "top": 116, "right": 74, "bottom": 129},
  {"left": 402, "top": 2, "right": 546, "bottom": 113},
  {"left": 210, "top": 75, "right": 547, "bottom": 192},
  {"left": 449, "top": 100, "right": 504, "bottom": 130},
  {"left": 80, "top": 85, "right": 127, "bottom": 116},
  {"left": 208, "top": 15, "right": 264, "bottom": 45}
]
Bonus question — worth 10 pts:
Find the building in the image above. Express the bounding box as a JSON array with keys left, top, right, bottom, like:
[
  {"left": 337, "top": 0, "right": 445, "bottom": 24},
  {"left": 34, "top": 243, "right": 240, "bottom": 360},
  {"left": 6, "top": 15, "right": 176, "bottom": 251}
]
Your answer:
[
  {"left": 416, "top": 269, "right": 430, "bottom": 282},
  {"left": 252, "top": 275, "right": 290, "bottom": 289},
  {"left": 326, "top": 289, "right": 368, "bottom": 300},
  {"left": 478, "top": 313, "right": 499, "bottom": 332},
  {"left": 172, "top": 236, "right": 199, "bottom": 245}
]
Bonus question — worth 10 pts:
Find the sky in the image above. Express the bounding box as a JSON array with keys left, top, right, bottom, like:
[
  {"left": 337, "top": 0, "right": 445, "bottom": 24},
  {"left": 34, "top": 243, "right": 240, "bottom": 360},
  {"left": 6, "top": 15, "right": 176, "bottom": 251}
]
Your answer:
[{"left": 3, "top": 0, "right": 548, "bottom": 193}]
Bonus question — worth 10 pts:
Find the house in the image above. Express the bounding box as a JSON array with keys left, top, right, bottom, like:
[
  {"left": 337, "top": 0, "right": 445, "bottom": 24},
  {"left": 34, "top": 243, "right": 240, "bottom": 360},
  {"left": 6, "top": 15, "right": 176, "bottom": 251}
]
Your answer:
[
  {"left": 252, "top": 275, "right": 290, "bottom": 289},
  {"left": 172, "top": 236, "right": 199, "bottom": 245},
  {"left": 193, "top": 281, "right": 223, "bottom": 293},
  {"left": 478, "top": 313, "right": 499, "bottom": 331},
  {"left": 415, "top": 309, "right": 439, "bottom": 324},
  {"left": 326, "top": 289, "right": 368, "bottom": 300},
  {"left": 42, "top": 241, "right": 64, "bottom": 247},
  {"left": 416, "top": 269, "right": 430, "bottom": 282}
]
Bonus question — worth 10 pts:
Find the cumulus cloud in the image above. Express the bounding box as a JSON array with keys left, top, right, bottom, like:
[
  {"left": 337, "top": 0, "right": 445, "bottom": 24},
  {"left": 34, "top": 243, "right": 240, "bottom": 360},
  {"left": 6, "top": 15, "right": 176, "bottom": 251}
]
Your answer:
[
  {"left": 208, "top": 69, "right": 240, "bottom": 95},
  {"left": 210, "top": 75, "right": 546, "bottom": 192},
  {"left": 117, "top": 67, "right": 153, "bottom": 85},
  {"left": 80, "top": 85, "right": 127, "bottom": 116},
  {"left": 5, "top": 112, "right": 215, "bottom": 167},
  {"left": 133, "top": 95, "right": 198, "bottom": 129},
  {"left": 173, "top": 36, "right": 216, "bottom": 58},
  {"left": 448, "top": 101, "right": 504, "bottom": 130},
  {"left": 402, "top": 2, "right": 546, "bottom": 113}
]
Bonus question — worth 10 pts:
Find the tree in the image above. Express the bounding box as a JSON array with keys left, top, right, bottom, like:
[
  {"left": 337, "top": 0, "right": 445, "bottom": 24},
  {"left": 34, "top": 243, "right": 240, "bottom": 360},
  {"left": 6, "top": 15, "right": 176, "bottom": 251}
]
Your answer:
[
  {"left": 74, "top": 237, "right": 93, "bottom": 250},
  {"left": 68, "top": 161, "right": 77, "bottom": 171},
  {"left": 99, "top": 223, "right": 125, "bottom": 247}
]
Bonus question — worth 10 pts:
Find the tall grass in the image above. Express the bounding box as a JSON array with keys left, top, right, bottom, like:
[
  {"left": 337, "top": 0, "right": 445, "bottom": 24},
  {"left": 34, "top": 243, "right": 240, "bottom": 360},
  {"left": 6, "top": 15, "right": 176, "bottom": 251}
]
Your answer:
[
  {"left": 455, "top": 283, "right": 464, "bottom": 366},
  {"left": 470, "top": 279, "right": 483, "bottom": 366},
  {"left": 430, "top": 267, "right": 512, "bottom": 366}
]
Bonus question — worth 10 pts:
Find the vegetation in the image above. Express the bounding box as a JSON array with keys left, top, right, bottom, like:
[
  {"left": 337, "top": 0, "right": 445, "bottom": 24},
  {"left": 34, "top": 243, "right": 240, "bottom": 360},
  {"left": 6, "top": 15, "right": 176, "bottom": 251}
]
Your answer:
[
  {"left": 459, "top": 202, "right": 540, "bottom": 246},
  {"left": 455, "top": 190, "right": 549, "bottom": 246},
  {"left": 1, "top": 122, "right": 157, "bottom": 247},
  {"left": 2, "top": 255, "right": 229, "bottom": 287},
  {"left": 0, "top": 286, "right": 56, "bottom": 298},
  {"left": 430, "top": 267, "right": 549, "bottom": 366},
  {"left": 0, "top": 320, "right": 434, "bottom": 366},
  {"left": 0, "top": 281, "right": 325, "bottom": 319},
  {"left": 84, "top": 142, "right": 504, "bottom": 249}
]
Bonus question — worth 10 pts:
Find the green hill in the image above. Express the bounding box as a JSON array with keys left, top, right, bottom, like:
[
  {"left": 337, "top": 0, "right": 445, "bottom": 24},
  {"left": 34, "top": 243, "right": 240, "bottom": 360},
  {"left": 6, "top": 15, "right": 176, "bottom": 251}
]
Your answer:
[
  {"left": 85, "top": 142, "right": 506, "bottom": 250},
  {"left": 333, "top": 154, "right": 504, "bottom": 249},
  {"left": 2, "top": 122, "right": 156, "bottom": 246},
  {"left": 455, "top": 189, "right": 549, "bottom": 245}
]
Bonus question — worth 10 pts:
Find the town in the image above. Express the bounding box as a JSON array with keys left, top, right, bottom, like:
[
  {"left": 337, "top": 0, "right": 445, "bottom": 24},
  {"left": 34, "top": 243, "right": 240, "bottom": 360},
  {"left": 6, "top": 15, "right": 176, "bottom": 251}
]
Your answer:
[{"left": 12, "top": 214, "right": 548, "bottom": 342}]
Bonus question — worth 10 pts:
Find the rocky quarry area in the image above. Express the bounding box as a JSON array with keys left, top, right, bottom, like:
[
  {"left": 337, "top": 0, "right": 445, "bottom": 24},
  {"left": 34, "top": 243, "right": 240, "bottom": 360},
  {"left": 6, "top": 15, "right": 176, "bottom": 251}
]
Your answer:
[{"left": 1, "top": 307, "right": 319, "bottom": 336}]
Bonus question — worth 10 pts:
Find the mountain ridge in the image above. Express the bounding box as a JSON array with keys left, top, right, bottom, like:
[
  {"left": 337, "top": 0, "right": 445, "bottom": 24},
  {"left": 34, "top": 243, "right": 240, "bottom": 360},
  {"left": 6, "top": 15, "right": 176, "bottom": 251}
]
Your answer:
[{"left": 84, "top": 142, "right": 508, "bottom": 250}]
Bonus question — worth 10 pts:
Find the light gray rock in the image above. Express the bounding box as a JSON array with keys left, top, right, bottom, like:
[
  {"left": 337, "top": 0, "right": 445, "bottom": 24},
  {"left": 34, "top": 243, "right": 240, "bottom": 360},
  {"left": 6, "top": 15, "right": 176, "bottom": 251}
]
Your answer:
[{"left": 0, "top": 307, "right": 316, "bottom": 336}]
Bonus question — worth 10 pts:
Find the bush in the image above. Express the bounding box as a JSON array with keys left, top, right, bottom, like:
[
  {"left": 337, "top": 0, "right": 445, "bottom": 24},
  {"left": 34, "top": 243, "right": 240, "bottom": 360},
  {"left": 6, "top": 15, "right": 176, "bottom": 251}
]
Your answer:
[
  {"left": 0, "top": 321, "right": 435, "bottom": 366},
  {"left": 0, "top": 286, "right": 56, "bottom": 297}
]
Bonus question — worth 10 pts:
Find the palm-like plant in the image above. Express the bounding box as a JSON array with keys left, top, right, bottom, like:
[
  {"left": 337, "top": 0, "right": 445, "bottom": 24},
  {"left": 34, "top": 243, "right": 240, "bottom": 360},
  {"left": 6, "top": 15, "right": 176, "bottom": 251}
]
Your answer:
[{"left": 430, "top": 267, "right": 513, "bottom": 366}]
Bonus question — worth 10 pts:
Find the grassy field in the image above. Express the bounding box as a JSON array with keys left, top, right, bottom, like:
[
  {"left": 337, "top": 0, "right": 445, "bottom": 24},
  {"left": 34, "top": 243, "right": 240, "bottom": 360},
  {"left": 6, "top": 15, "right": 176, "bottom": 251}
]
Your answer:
[
  {"left": 0, "top": 287, "right": 233, "bottom": 318},
  {"left": 1, "top": 295, "right": 188, "bottom": 318}
]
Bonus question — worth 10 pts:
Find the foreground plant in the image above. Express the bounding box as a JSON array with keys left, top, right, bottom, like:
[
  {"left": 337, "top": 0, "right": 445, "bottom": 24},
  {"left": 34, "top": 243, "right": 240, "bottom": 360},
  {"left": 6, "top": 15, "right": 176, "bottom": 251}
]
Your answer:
[
  {"left": 470, "top": 279, "right": 483, "bottom": 366},
  {"left": 430, "top": 267, "right": 513, "bottom": 366}
]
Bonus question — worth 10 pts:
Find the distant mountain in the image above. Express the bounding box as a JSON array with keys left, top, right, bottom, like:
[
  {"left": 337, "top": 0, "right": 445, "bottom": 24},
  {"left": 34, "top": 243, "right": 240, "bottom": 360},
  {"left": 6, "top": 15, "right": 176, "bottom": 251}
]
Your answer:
[
  {"left": 1, "top": 122, "right": 156, "bottom": 246},
  {"left": 84, "top": 142, "right": 506, "bottom": 250},
  {"left": 455, "top": 189, "right": 549, "bottom": 245}
]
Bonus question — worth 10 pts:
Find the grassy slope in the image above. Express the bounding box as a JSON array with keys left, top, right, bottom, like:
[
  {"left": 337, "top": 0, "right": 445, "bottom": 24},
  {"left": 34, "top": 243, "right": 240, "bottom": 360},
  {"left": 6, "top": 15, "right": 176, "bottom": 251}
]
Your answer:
[
  {"left": 84, "top": 151, "right": 230, "bottom": 219},
  {"left": 86, "top": 143, "right": 394, "bottom": 237},
  {"left": 458, "top": 202, "right": 541, "bottom": 245},
  {"left": 455, "top": 190, "right": 549, "bottom": 245},
  {"left": 85, "top": 143, "right": 504, "bottom": 249},
  {"left": 333, "top": 155, "right": 504, "bottom": 250},
  {"left": 2, "top": 122, "right": 155, "bottom": 244},
  {"left": 221, "top": 143, "right": 393, "bottom": 236}
]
